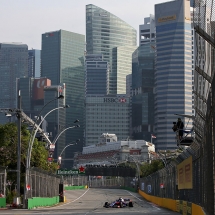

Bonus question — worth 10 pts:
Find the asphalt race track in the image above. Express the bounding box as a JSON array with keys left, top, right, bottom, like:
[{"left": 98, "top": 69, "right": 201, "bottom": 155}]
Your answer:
[{"left": 0, "top": 188, "right": 180, "bottom": 215}]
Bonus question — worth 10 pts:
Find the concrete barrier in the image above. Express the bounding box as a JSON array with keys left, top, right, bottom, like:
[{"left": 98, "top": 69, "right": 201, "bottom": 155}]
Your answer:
[
  {"left": 27, "top": 196, "right": 59, "bottom": 209},
  {"left": 64, "top": 185, "right": 87, "bottom": 190},
  {"left": 139, "top": 190, "right": 206, "bottom": 215},
  {"left": 0, "top": 198, "right": 6, "bottom": 208}
]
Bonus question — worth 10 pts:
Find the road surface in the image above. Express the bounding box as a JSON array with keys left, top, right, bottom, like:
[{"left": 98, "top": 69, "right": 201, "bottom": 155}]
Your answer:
[{"left": 0, "top": 188, "right": 180, "bottom": 215}]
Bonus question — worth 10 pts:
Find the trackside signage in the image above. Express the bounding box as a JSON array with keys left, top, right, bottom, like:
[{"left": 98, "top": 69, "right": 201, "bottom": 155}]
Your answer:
[
  {"left": 57, "top": 166, "right": 85, "bottom": 175},
  {"left": 57, "top": 169, "right": 79, "bottom": 175}
]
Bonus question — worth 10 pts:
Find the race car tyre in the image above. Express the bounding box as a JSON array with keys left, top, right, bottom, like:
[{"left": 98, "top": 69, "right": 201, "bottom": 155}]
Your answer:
[
  {"left": 104, "top": 202, "right": 109, "bottom": 207},
  {"left": 120, "top": 202, "right": 123, "bottom": 208},
  {"left": 129, "top": 201, "right": 133, "bottom": 207}
]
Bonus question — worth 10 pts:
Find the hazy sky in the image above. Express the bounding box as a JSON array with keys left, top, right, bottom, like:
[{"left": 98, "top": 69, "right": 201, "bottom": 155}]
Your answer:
[{"left": 0, "top": 0, "right": 172, "bottom": 49}]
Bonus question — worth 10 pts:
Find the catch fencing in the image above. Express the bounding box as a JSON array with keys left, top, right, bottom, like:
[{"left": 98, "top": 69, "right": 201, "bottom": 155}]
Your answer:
[
  {"left": 142, "top": 1, "right": 215, "bottom": 213},
  {"left": 28, "top": 167, "right": 61, "bottom": 198},
  {"left": 0, "top": 167, "right": 6, "bottom": 196},
  {"left": 140, "top": 144, "right": 201, "bottom": 203},
  {"left": 63, "top": 175, "right": 88, "bottom": 186}
]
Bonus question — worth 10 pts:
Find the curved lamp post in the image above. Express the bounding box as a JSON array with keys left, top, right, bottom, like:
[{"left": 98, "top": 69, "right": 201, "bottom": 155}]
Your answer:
[
  {"left": 24, "top": 104, "right": 69, "bottom": 207},
  {"left": 27, "top": 105, "right": 70, "bottom": 168},
  {"left": 28, "top": 95, "right": 64, "bottom": 149},
  {"left": 52, "top": 119, "right": 80, "bottom": 145},
  {"left": 52, "top": 125, "right": 80, "bottom": 146},
  {"left": 58, "top": 139, "right": 80, "bottom": 165}
]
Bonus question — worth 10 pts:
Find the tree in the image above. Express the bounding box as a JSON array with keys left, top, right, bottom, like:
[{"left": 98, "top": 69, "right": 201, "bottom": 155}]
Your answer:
[
  {"left": 140, "top": 160, "right": 164, "bottom": 177},
  {"left": 0, "top": 123, "right": 58, "bottom": 193}
]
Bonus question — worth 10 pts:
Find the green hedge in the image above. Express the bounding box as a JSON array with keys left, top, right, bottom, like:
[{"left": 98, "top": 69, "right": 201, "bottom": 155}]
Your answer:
[
  {"left": 0, "top": 198, "right": 6, "bottom": 208},
  {"left": 64, "top": 185, "right": 87, "bottom": 190},
  {"left": 27, "top": 196, "right": 59, "bottom": 209}
]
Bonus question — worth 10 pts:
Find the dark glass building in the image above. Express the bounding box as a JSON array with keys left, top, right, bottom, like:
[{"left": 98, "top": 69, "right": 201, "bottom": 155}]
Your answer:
[
  {"left": 0, "top": 43, "right": 28, "bottom": 124},
  {"left": 132, "top": 43, "right": 155, "bottom": 141},
  {"left": 41, "top": 30, "right": 85, "bottom": 168},
  {"left": 85, "top": 54, "right": 109, "bottom": 95},
  {"left": 28, "top": 49, "right": 41, "bottom": 78}
]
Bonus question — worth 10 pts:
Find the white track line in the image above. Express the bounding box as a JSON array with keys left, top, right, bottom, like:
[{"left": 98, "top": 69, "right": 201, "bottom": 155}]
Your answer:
[
  {"left": 126, "top": 190, "right": 161, "bottom": 210},
  {"left": 47, "top": 188, "right": 90, "bottom": 209}
]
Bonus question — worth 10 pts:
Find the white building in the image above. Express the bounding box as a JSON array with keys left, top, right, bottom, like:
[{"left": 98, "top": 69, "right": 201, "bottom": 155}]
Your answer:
[{"left": 75, "top": 133, "right": 155, "bottom": 167}]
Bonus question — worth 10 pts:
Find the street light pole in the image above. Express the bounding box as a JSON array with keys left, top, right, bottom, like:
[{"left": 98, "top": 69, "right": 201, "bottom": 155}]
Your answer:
[
  {"left": 58, "top": 139, "right": 80, "bottom": 165},
  {"left": 23, "top": 104, "right": 69, "bottom": 208},
  {"left": 52, "top": 125, "right": 80, "bottom": 146},
  {"left": 17, "top": 90, "right": 21, "bottom": 197}
]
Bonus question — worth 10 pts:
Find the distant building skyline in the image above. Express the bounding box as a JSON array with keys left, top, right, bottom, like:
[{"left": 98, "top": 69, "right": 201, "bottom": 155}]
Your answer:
[
  {"left": 85, "top": 54, "right": 109, "bottom": 95},
  {"left": 154, "top": 0, "right": 193, "bottom": 149},
  {"left": 28, "top": 49, "right": 41, "bottom": 78},
  {"left": 86, "top": 4, "right": 137, "bottom": 95},
  {"left": 0, "top": 43, "right": 28, "bottom": 124},
  {"left": 132, "top": 42, "right": 155, "bottom": 142},
  {"left": 41, "top": 29, "right": 85, "bottom": 168}
]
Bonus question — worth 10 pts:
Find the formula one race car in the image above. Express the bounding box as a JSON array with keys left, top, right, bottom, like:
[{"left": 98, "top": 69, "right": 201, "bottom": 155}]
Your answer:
[{"left": 104, "top": 197, "right": 133, "bottom": 208}]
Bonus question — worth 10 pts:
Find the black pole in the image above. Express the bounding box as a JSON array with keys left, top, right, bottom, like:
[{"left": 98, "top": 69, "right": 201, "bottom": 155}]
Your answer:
[{"left": 17, "top": 90, "right": 21, "bottom": 197}]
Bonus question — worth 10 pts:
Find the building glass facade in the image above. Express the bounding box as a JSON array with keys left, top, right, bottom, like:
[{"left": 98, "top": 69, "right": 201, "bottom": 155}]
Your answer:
[
  {"left": 41, "top": 30, "right": 85, "bottom": 168},
  {"left": 85, "top": 95, "right": 130, "bottom": 146},
  {"left": 86, "top": 4, "right": 137, "bottom": 94},
  {"left": 111, "top": 46, "right": 137, "bottom": 94},
  {"left": 0, "top": 43, "right": 28, "bottom": 124},
  {"left": 154, "top": 0, "right": 193, "bottom": 149},
  {"left": 28, "top": 49, "right": 41, "bottom": 78},
  {"left": 85, "top": 54, "right": 109, "bottom": 95},
  {"left": 132, "top": 43, "right": 155, "bottom": 141}
]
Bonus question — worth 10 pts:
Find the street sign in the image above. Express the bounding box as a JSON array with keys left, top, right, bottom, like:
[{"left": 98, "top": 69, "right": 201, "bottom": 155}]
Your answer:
[{"left": 26, "top": 184, "right": 31, "bottom": 191}]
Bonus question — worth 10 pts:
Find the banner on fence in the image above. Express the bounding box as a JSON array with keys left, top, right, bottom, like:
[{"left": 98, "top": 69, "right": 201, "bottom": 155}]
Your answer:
[
  {"left": 141, "top": 182, "right": 144, "bottom": 191},
  {"left": 177, "top": 156, "right": 193, "bottom": 189}
]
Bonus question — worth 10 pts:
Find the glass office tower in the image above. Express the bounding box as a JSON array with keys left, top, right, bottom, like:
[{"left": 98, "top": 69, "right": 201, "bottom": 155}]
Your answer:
[
  {"left": 112, "top": 46, "right": 137, "bottom": 94},
  {"left": 85, "top": 54, "right": 109, "bottom": 95},
  {"left": 132, "top": 44, "right": 155, "bottom": 141},
  {"left": 154, "top": 0, "right": 193, "bottom": 149},
  {"left": 86, "top": 4, "right": 137, "bottom": 94},
  {"left": 41, "top": 30, "right": 85, "bottom": 168},
  {"left": 0, "top": 43, "right": 28, "bottom": 124},
  {"left": 28, "top": 49, "right": 41, "bottom": 78}
]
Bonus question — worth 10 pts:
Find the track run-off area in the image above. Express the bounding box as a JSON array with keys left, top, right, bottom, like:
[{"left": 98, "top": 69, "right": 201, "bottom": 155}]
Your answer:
[{"left": 0, "top": 188, "right": 180, "bottom": 215}]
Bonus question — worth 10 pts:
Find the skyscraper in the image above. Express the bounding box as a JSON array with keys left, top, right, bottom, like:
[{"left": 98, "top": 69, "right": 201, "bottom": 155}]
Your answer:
[
  {"left": 154, "top": 0, "right": 193, "bottom": 149},
  {"left": 139, "top": 15, "right": 155, "bottom": 46},
  {"left": 86, "top": 4, "right": 137, "bottom": 94},
  {"left": 41, "top": 30, "right": 85, "bottom": 167},
  {"left": 85, "top": 54, "right": 109, "bottom": 95},
  {"left": 28, "top": 49, "right": 41, "bottom": 78},
  {"left": 132, "top": 43, "right": 155, "bottom": 141},
  {"left": 111, "top": 46, "right": 137, "bottom": 94},
  {"left": 0, "top": 43, "right": 28, "bottom": 124}
]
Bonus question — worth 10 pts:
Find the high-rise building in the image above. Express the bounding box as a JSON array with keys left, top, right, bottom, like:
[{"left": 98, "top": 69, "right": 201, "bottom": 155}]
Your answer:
[
  {"left": 28, "top": 49, "right": 41, "bottom": 78},
  {"left": 154, "top": 0, "right": 193, "bottom": 149},
  {"left": 132, "top": 43, "right": 155, "bottom": 141},
  {"left": 85, "top": 95, "right": 130, "bottom": 146},
  {"left": 111, "top": 46, "right": 137, "bottom": 94},
  {"left": 85, "top": 54, "right": 109, "bottom": 95},
  {"left": 0, "top": 43, "right": 28, "bottom": 124},
  {"left": 41, "top": 30, "right": 85, "bottom": 168},
  {"left": 139, "top": 15, "right": 155, "bottom": 46},
  {"left": 86, "top": 4, "right": 137, "bottom": 93}
]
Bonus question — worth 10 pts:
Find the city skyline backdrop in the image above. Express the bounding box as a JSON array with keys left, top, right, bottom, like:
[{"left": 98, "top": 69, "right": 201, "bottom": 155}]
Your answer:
[{"left": 0, "top": 0, "right": 173, "bottom": 49}]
